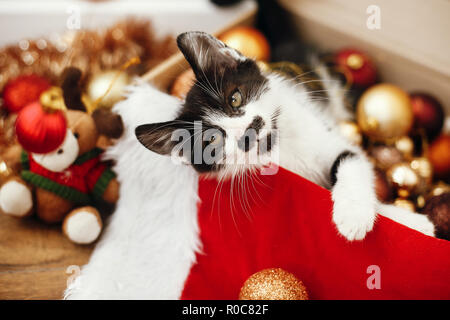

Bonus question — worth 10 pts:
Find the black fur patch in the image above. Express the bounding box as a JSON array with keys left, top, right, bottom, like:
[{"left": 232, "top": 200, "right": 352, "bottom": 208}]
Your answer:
[{"left": 330, "top": 150, "right": 356, "bottom": 186}]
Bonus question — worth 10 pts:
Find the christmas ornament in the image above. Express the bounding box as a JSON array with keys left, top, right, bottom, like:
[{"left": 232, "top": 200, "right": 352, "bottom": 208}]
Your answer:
[
  {"left": 239, "top": 268, "right": 308, "bottom": 300},
  {"left": 395, "top": 136, "right": 414, "bottom": 159},
  {"left": 338, "top": 120, "right": 362, "bottom": 145},
  {"left": 394, "top": 198, "right": 416, "bottom": 212},
  {"left": 86, "top": 70, "right": 131, "bottom": 109},
  {"left": 428, "top": 134, "right": 450, "bottom": 179},
  {"left": 387, "top": 163, "right": 419, "bottom": 197},
  {"left": 170, "top": 68, "right": 195, "bottom": 99},
  {"left": 375, "top": 168, "right": 393, "bottom": 202},
  {"left": 423, "top": 193, "right": 450, "bottom": 240},
  {"left": 0, "top": 20, "right": 176, "bottom": 92},
  {"left": 2, "top": 74, "right": 51, "bottom": 113},
  {"left": 410, "top": 92, "right": 444, "bottom": 140},
  {"left": 369, "top": 145, "right": 404, "bottom": 170},
  {"left": 357, "top": 84, "right": 413, "bottom": 140},
  {"left": 410, "top": 157, "right": 433, "bottom": 184},
  {"left": 429, "top": 181, "right": 450, "bottom": 198},
  {"left": 219, "top": 26, "right": 270, "bottom": 62},
  {"left": 15, "top": 87, "right": 67, "bottom": 154},
  {"left": 335, "top": 48, "right": 377, "bottom": 88}
]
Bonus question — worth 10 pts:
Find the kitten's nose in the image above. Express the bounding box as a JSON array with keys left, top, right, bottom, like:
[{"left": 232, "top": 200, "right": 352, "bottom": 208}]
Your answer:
[
  {"left": 238, "top": 128, "right": 257, "bottom": 152},
  {"left": 237, "top": 116, "right": 265, "bottom": 152}
]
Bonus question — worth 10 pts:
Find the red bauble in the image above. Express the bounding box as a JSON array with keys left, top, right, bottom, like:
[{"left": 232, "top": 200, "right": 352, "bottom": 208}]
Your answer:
[
  {"left": 335, "top": 48, "right": 377, "bottom": 88},
  {"left": 428, "top": 134, "right": 450, "bottom": 179},
  {"left": 2, "top": 74, "right": 51, "bottom": 113},
  {"left": 15, "top": 101, "right": 67, "bottom": 154},
  {"left": 410, "top": 92, "right": 444, "bottom": 139}
]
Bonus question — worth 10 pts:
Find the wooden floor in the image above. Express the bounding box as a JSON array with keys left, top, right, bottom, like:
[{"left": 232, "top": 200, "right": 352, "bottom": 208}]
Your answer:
[{"left": 0, "top": 214, "right": 93, "bottom": 299}]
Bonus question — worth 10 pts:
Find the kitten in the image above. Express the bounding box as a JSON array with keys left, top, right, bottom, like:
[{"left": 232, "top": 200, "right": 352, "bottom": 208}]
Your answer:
[{"left": 135, "top": 32, "right": 435, "bottom": 241}]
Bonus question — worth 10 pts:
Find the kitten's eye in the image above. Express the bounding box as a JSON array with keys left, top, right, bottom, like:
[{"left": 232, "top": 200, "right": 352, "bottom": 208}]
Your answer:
[
  {"left": 229, "top": 90, "right": 242, "bottom": 108},
  {"left": 209, "top": 132, "right": 222, "bottom": 145}
]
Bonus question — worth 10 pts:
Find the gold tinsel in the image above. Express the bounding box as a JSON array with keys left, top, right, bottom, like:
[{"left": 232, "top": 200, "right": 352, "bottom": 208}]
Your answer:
[{"left": 0, "top": 19, "right": 177, "bottom": 92}]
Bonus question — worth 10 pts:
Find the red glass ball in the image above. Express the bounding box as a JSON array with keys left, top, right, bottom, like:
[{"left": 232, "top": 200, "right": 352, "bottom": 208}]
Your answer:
[
  {"left": 410, "top": 92, "right": 444, "bottom": 140},
  {"left": 15, "top": 101, "right": 67, "bottom": 154},
  {"left": 2, "top": 74, "right": 51, "bottom": 113},
  {"left": 335, "top": 48, "right": 377, "bottom": 88}
]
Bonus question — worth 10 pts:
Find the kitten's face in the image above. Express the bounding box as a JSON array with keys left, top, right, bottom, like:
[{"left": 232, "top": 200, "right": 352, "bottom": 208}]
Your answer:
[{"left": 136, "top": 32, "right": 280, "bottom": 177}]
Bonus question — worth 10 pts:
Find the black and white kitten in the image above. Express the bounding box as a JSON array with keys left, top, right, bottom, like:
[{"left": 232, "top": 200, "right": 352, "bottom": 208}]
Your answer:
[{"left": 135, "top": 32, "right": 435, "bottom": 241}]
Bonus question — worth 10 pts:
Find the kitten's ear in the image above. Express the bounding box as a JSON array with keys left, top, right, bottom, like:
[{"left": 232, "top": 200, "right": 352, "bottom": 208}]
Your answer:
[
  {"left": 176, "top": 31, "right": 246, "bottom": 78},
  {"left": 135, "top": 121, "right": 190, "bottom": 157}
]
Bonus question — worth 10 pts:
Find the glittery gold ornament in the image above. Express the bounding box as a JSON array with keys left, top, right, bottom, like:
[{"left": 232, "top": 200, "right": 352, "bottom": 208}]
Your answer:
[
  {"left": 395, "top": 136, "right": 414, "bottom": 159},
  {"left": 239, "top": 268, "right": 308, "bottom": 300},
  {"left": 338, "top": 121, "right": 363, "bottom": 145},
  {"left": 86, "top": 70, "right": 130, "bottom": 109},
  {"left": 357, "top": 84, "right": 413, "bottom": 140},
  {"left": 387, "top": 163, "right": 419, "bottom": 196},
  {"left": 394, "top": 198, "right": 416, "bottom": 212}
]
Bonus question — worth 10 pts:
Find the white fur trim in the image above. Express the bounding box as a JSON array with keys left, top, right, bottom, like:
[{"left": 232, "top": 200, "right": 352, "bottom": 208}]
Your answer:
[
  {"left": 377, "top": 203, "right": 435, "bottom": 237},
  {"left": 32, "top": 130, "right": 79, "bottom": 172},
  {"left": 0, "top": 180, "right": 32, "bottom": 217},
  {"left": 65, "top": 211, "right": 102, "bottom": 245},
  {"left": 64, "top": 82, "right": 200, "bottom": 299}
]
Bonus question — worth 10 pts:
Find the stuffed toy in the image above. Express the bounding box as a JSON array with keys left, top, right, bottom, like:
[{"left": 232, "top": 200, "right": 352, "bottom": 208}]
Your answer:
[
  {"left": 0, "top": 67, "right": 123, "bottom": 244},
  {"left": 65, "top": 83, "right": 450, "bottom": 300}
]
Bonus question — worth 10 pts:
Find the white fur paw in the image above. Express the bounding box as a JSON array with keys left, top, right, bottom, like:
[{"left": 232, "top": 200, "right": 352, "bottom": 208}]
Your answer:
[
  {"left": 0, "top": 180, "right": 33, "bottom": 217},
  {"left": 332, "top": 198, "right": 376, "bottom": 241},
  {"left": 63, "top": 207, "right": 102, "bottom": 244}
]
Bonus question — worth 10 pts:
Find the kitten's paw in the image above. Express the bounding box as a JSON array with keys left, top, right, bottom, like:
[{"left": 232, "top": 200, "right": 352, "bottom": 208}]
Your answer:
[{"left": 332, "top": 198, "right": 376, "bottom": 241}]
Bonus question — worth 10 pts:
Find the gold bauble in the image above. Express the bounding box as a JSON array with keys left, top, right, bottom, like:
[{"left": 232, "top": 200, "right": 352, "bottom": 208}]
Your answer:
[
  {"left": 387, "top": 163, "right": 419, "bottom": 195},
  {"left": 357, "top": 84, "right": 413, "bottom": 140},
  {"left": 429, "top": 181, "right": 450, "bottom": 198},
  {"left": 87, "top": 70, "right": 130, "bottom": 109},
  {"left": 338, "top": 121, "right": 363, "bottom": 145},
  {"left": 410, "top": 157, "right": 433, "bottom": 182},
  {"left": 219, "top": 26, "right": 271, "bottom": 62},
  {"left": 394, "top": 198, "right": 415, "bottom": 212},
  {"left": 239, "top": 268, "right": 308, "bottom": 300},
  {"left": 395, "top": 136, "right": 414, "bottom": 159},
  {"left": 369, "top": 145, "right": 404, "bottom": 170}
]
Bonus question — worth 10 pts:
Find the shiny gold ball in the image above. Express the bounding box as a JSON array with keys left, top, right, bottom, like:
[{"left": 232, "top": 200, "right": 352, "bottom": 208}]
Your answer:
[
  {"left": 410, "top": 157, "right": 433, "bottom": 181},
  {"left": 395, "top": 136, "right": 414, "bottom": 159},
  {"left": 357, "top": 84, "right": 413, "bottom": 140},
  {"left": 388, "top": 163, "right": 420, "bottom": 194},
  {"left": 429, "top": 181, "right": 450, "bottom": 198},
  {"left": 87, "top": 70, "right": 130, "bottom": 109},
  {"left": 338, "top": 121, "right": 363, "bottom": 145},
  {"left": 239, "top": 268, "right": 308, "bottom": 300},
  {"left": 219, "top": 26, "right": 271, "bottom": 62},
  {"left": 394, "top": 198, "right": 416, "bottom": 212}
]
